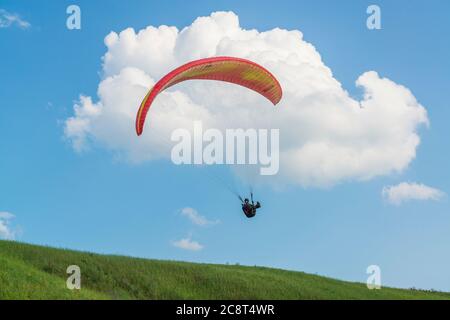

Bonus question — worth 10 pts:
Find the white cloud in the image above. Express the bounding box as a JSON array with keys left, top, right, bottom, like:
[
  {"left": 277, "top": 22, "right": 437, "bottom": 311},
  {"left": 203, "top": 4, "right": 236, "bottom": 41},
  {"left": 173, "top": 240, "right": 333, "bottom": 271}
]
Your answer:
[
  {"left": 180, "top": 207, "right": 219, "bottom": 226},
  {"left": 172, "top": 237, "right": 204, "bottom": 251},
  {"left": 0, "top": 211, "right": 16, "bottom": 240},
  {"left": 0, "top": 9, "right": 30, "bottom": 29},
  {"left": 64, "top": 11, "right": 429, "bottom": 187},
  {"left": 382, "top": 182, "right": 445, "bottom": 205}
]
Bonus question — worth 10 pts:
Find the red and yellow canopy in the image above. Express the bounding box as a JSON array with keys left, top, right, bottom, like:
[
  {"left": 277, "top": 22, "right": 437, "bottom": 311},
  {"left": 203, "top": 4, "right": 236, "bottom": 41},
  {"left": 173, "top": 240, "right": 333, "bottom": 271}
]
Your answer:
[{"left": 136, "top": 56, "right": 283, "bottom": 136}]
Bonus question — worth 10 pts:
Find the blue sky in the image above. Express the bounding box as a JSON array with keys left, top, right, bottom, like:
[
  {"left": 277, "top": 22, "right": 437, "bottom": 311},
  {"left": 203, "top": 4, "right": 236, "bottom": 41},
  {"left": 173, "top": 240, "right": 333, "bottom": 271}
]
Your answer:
[{"left": 1, "top": 0, "right": 450, "bottom": 291}]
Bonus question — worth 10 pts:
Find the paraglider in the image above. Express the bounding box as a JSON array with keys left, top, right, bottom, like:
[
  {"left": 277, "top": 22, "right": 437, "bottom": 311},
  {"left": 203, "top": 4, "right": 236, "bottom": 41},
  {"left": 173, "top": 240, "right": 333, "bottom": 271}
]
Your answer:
[
  {"left": 240, "top": 193, "right": 261, "bottom": 218},
  {"left": 135, "top": 57, "right": 281, "bottom": 220},
  {"left": 135, "top": 56, "right": 283, "bottom": 136}
]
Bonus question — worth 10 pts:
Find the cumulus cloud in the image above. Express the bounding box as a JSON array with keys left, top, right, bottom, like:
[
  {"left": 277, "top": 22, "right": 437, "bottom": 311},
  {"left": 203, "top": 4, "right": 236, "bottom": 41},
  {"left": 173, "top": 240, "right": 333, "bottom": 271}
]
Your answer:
[
  {"left": 0, "top": 212, "right": 16, "bottom": 240},
  {"left": 64, "top": 11, "right": 429, "bottom": 187},
  {"left": 0, "top": 9, "right": 30, "bottom": 29},
  {"left": 180, "top": 207, "right": 219, "bottom": 226},
  {"left": 172, "top": 237, "right": 204, "bottom": 251},
  {"left": 382, "top": 182, "right": 445, "bottom": 205}
]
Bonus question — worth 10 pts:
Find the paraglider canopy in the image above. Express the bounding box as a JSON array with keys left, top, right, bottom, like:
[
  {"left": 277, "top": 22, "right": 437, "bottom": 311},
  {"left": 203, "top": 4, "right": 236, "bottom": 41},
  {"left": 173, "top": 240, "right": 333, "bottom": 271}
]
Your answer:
[{"left": 136, "top": 56, "right": 283, "bottom": 136}]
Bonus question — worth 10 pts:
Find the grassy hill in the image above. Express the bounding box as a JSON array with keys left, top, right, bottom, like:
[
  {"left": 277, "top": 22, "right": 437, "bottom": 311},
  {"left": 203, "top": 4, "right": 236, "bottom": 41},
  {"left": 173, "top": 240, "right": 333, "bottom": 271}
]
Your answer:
[{"left": 0, "top": 240, "right": 448, "bottom": 300}]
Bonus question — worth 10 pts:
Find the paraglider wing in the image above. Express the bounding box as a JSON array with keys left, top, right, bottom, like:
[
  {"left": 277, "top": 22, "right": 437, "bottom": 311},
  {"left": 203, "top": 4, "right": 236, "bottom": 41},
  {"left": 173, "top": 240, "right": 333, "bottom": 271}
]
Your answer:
[{"left": 136, "top": 56, "right": 283, "bottom": 136}]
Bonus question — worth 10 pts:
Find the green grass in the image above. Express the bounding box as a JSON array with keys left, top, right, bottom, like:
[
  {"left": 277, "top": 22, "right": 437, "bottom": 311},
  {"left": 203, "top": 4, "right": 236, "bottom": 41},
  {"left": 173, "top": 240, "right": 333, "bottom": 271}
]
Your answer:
[{"left": 0, "top": 240, "right": 448, "bottom": 300}]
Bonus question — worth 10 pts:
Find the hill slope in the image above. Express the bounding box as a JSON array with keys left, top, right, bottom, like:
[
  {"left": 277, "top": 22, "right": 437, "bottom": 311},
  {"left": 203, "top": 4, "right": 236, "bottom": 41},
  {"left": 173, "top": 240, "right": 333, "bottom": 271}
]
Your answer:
[{"left": 0, "top": 240, "right": 448, "bottom": 300}]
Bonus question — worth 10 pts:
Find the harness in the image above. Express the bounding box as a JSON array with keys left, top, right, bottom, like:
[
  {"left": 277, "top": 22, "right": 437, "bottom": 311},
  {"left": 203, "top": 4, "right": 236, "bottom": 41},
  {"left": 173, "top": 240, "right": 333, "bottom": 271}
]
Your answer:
[{"left": 242, "top": 203, "right": 256, "bottom": 218}]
